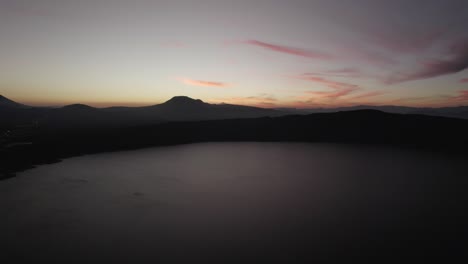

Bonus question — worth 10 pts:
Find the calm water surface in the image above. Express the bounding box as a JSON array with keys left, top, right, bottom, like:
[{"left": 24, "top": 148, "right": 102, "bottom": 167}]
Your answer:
[{"left": 1, "top": 143, "right": 467, "bottom": 262}]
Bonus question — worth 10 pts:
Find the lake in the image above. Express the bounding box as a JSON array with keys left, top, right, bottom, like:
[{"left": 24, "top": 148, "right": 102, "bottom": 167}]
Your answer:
[{"left": 1, "top": 142, "right": 467, "bottom": 263}]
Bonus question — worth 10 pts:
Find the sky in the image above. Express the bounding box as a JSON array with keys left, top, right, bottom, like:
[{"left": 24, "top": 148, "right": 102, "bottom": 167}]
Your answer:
[{"left": 1, "top": 0, "right": 468, "bottom": 108}]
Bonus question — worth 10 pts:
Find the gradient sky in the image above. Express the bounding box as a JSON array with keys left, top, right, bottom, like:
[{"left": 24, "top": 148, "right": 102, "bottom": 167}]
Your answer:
[{"left": 1, "top": 0, "right": 468, "bottom": 108}]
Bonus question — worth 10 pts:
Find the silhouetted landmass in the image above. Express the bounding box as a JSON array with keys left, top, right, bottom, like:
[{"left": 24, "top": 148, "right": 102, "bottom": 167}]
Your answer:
[
  {"left": 0, "top": 95, "right": 29, "bottom": 109},
  {"left": 0, "top": 95, "right": 289, "bottom": 130},
  {"left": 2, "top": 105, "right": 468, "bottom": 179},
  {"left": 2, "top": 95, "right": 468, "bottom": 131},
  {"left": 287, "top": 105, "right": 468, "bottom": 119}
]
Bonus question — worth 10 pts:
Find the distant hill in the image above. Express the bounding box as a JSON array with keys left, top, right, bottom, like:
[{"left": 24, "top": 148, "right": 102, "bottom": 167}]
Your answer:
[
  {"left": 0, "top": 95, "right": 289, "bottom": 129},
  {"left": 135, "top": 96, "right": 287, "bottom": 121},
  {"left": 289, "top": 105, "right": 468, "bottom": 120},
  {"left": 1, "top": 95, "right": 468, "bottom": 130}
]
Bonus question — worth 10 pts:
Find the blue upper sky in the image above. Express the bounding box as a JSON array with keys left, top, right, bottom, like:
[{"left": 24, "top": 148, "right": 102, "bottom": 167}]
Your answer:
[{"left": 1, "top": 0, "right": 467, "bottom": 108}]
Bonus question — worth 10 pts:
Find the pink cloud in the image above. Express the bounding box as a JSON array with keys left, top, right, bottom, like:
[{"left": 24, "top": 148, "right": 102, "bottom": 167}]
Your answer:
[
  {"left": 297, "top": 74, "right": 360, "bottom": 99},
  {"left": 460, "top": 78, "right": 468, "bottom": 83},
  {"left": 209, "top": 94, "right": 278, "bottom": 108},
  {"left": 305, "top": 68, "right": 371, "bottom": 79},
  {"left": 327, "top": 68, "right": 361, "bottom": 75},
  {"left": 386, "top": 38, "right": 468, "bottom": 84},
  {"left": 453, "top": 90, "right": 468, "bottom": 101},
  {"left": 298, "top": 74, "right": 359, "bottom": 90},
  {"left": 246, "top": 94, "right": 277, "bottom": 102},
  {"left": 180, "top": 78, "right": 228, "bottom": 88},
  {"left": 241, "top": 39, "right": 395, "bottom": 67},
  {"left": 349, "top": 91, "right": 386, "bottom": 100},
  {"left": 245, "top": 40, "right": 333, "bottom": 60},
  {"left": 306, "top": 88, "right": 356, "bottom": 99}
]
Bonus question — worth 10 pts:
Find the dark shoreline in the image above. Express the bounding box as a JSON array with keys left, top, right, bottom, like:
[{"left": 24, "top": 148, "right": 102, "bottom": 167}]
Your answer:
[{"left": 2, "top": 110, "right": 468, "bottom": 180}]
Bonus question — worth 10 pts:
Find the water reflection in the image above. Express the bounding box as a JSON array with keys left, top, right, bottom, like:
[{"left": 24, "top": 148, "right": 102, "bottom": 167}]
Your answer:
[{"left": 1, "top": 143, "right": 467, "bottom": 262}]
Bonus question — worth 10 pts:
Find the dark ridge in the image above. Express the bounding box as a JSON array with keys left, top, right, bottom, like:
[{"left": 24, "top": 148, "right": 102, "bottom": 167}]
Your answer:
[
  {"left": 0, "top": 95, "right": 27, "bottom": 108},
  {"left": 61, "top": 104, "right": 96, "bottom": 110},
  {"left": 287, "top": 104, "right": 468, "bottom": 119},
  {"left": 0, "top": 95, "right": 288, "bottom": 131}
]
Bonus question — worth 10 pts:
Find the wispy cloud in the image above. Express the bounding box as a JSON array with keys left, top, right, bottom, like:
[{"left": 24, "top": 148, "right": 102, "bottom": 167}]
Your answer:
[
  {"left": 349, "top": 91, "right": 386, "bottom": 100},
  {"left": 245, "top": 40, "right": 333, "bottom": 60},
  {"left": 327, "top": 68, "right": 361, "bottom": 75},
  {"left": 180, "top": 78, "right": 228, "bottom": 88},
  {"left": 242, "top": 39, "right": 396, "bottom": 67},
  {"left": 389, "top": 96, "right": 433, "bottom": 106},
  {"left": 210, "top": 93, "right": 278, "bottom": 108},
  {"left": 389, "top": 93, "right": 466, "bottom": 107},
  {"left": 452, "top": 90, "right": 468, "bottom": 101},
  {"left": 246, "top": 94, "right": 277, "bottom": 102},
  {"left": 305, "top": 88, "right": 356, "bottom": 99},
  {"left": 386, "top": 39, "right": 468, "bottom": 84},
  {"left": 297, "top": 74, "right": 360, "bottom": 99},
  {"left": 305, "top": 68, "right": 371, "bottom": 79},
  {"left": 298, "top": 74, "right": 359, "bottom": 89},
  {"left": 431, "top": 90, "right": 468, "bottom": 106}
]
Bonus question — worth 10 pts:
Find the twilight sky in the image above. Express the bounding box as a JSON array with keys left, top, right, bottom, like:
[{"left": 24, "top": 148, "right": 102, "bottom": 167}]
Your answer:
[{"left": 1, "top": 0, "right": 468, "bottom": 108}]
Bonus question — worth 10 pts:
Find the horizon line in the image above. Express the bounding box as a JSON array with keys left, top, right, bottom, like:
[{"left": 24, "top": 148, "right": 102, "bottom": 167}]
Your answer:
[{"left": 2, "top": 94, "right": 467, "bottom": 110}]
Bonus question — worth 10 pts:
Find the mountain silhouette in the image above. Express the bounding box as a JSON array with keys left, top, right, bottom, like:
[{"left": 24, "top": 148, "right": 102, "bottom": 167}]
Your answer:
[
  {"left": 0, "top": 95, "right": 28, "bottom": 108},
  {"left": 1, "top": 95, "right": 468, "bottom": 130},
  {"left": 140, "top": 96, "right": 286, "bottom": 122},
  {"left": 46, "top": 96, "right": 287, "bottom": 128},
  {"left": 0, "top": 96, "right": 288, "bottom": 129},
  {"left": 162, "top": 96, "right": 205, "bottom": 106}
]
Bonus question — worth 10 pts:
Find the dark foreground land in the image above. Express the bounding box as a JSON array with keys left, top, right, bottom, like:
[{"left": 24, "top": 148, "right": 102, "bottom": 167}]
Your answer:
[
  {"left": 1, "top": 110, "right": 468, "bottom": 263},
  {"left": 2, "top": 109, "right": 468, "bottom": 179}
]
